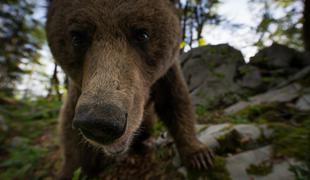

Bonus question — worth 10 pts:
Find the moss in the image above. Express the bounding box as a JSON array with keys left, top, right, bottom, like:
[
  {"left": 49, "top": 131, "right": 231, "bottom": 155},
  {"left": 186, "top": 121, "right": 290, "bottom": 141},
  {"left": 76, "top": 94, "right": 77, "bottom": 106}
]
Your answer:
[
  {"left": 228, "top": 115, "right": 251, "bottom": 124},
  {"left": 232, "top": 103, "right": 275, "bottom": 122},
  {"left": 206, "top": 157, "right": 231, "bottom": 180},
  {"left": 195, "top": 105, "right": 208, "bottom": 118},
  {"left": 188, "top": 157, "right": 231, "bottom": 180},
  {"left": 231, "top": 103, "right": 308, "bottom": 124},
  {"left": 298, "top": 74, "right": 310, "bottom": 87},
  {"left": 151, "top": 120, "right": 166, "bottom": 137},
  {"left": 261, "top": 77, "right": 274, "bottom": 83},
  {"left": 271, "top": 117, "right": 310, "bottom": 161},
  {"left": 197, "top": 110, "right": 232, "bottom": 124},
  {"left": 246, "top": 162, "right": 273, "bottom": 176},
  {"left": 216, "top": 130, "right": 241, "bottom": 155}
]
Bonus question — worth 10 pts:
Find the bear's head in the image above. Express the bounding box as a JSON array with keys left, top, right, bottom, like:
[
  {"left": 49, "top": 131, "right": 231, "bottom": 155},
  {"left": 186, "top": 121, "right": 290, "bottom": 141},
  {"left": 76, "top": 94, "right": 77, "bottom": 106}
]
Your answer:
[{"left": 46, "top": 0, "right": 181, "bottom": 155}]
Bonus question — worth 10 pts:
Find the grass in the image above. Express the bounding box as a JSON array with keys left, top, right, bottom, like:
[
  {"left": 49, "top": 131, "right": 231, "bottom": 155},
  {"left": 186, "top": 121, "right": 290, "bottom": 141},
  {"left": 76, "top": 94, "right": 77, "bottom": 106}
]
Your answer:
[{"left": 0, "top": 96, "right": 61, "bottom": 179}]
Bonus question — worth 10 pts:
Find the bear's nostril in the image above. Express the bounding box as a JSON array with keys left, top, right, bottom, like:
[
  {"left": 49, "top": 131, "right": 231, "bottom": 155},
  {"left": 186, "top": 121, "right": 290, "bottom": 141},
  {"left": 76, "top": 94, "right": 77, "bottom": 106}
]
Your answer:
[{"left": 73, "top": 104, "right": 127, "bottom": 145}]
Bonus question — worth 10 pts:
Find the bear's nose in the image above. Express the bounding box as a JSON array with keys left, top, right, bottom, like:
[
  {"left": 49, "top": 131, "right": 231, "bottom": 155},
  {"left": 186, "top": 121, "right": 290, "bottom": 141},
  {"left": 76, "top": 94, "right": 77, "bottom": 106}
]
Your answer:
[{"left": 73, "top": 104, "right": 127, "bottom": 144}]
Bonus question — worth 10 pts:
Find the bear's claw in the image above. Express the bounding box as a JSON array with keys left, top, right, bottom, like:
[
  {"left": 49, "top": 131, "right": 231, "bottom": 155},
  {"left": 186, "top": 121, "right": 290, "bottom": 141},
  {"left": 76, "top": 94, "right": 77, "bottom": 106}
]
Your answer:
[{"left": 187, "top": 147, "right": 214, "bottom": 170}]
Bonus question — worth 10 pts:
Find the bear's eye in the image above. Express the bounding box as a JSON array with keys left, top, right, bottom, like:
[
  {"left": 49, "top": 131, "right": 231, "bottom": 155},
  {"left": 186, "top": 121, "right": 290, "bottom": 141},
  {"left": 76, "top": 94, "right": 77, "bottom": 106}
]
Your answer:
[
  {"left": 132, "top": 28, "right": 150, "bottom": 43},
  {"left": 70, "top": 30, "right": 90, "bottom": 48}
]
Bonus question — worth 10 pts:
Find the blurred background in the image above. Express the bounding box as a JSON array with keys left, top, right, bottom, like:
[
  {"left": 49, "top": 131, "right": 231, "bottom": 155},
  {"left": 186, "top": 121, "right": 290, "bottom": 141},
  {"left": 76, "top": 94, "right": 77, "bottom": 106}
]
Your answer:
[{"left": 0, "top": 0, "right": 309, "bottom": 179}]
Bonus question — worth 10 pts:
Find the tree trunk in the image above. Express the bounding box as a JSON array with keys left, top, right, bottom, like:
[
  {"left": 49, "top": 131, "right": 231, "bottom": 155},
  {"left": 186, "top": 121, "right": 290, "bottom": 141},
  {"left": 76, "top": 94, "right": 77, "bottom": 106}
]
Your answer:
[
  {"left": 47, "top": 63, "right": 62, "bottom": 101},
  {"left": 304, "top": 0, "right": 310, "bottom": 51}
]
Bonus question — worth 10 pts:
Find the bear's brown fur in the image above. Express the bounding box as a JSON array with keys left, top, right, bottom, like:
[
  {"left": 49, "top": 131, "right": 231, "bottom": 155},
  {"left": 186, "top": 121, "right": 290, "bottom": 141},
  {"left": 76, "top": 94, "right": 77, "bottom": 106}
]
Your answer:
[{"left": 46, "top": 0, "right": 214, "bottom": 179}]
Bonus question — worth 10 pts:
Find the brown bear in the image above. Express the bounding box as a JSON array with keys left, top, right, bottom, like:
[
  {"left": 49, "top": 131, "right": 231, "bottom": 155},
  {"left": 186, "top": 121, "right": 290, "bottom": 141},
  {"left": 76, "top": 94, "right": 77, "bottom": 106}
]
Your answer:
[{"left": 46, "top": 0, "right": 214, "bottom": 179}]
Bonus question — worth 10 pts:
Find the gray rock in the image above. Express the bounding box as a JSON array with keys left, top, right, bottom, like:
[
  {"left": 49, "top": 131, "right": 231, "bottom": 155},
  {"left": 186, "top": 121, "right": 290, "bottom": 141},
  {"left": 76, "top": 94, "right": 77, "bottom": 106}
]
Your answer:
[
  {"left": 195, "top": 124, "right": 208, "bottom": 133},
  {"left": 258, "top": 124, "right": 274, "bottom": 139},
  {"left": 250, "top": 43, "right": 308, "bottom": 69},
  {"left": 198, "top": 123, "right": 232, "bottom": 149},
  {"left": 181, "top": 44, "right": 245, "bottom": 109},
  {"left": 233, "top": 124, "right": 261, "bottom": 142},
  {"left": 226, "top": 146, "right": 273, "bottom": 180},
  {"left": 226, "top": 146, "right": 297, "bottom": 180},
  {"left": 276, "top": 66, "right": 310, "bottom": 88},
  {"left": 254, "top": 160, "right": 297, "bottom": 180},
  {"left": 177, "top": 167, "right": 188, "bottom": 178},
  {"left": 198, "top": 123, "right": 232, "bottom": 138},
  {"left": 225, "top": 83, "right": 302, "bottom": 114},
  {"left": 198, "top": 123, "right": 268, "bottom": 149},
  {"left": 295, "top": 94, "right": 310, "bottom": 111},
  {"left": 237, "top": 65, "right": 262, "bottom": 89},
  {"left": 199, "top": 135, "right": 220, "bottom": 149},
  {"left": 247, "top": 43, "right": 310, "bottom": 92}
]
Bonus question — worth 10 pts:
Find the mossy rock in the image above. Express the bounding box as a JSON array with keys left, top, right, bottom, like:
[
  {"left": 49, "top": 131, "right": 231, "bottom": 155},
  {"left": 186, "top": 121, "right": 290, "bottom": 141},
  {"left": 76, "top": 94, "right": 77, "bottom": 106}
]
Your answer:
[
  {"left": 246, "top": 161, "right": 273, "bottom": 176},
  {"left": 187, "top": 157, "right": 231, "bottom": 180},
  {"left": 270, "top": 118, "right": 310, "bottom": 161}
]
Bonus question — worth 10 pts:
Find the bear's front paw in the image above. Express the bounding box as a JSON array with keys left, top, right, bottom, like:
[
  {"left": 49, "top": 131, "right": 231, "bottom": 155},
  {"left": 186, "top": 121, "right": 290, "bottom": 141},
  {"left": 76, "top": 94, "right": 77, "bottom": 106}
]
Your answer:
[{"left": 183, "top": 146, "right": 215, "bottom": 170}]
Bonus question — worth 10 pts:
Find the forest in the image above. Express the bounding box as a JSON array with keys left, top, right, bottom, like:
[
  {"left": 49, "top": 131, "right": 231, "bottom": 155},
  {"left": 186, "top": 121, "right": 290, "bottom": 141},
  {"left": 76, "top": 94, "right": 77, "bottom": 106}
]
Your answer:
[{"left": 0, "top": 0, "right": 309, "bottom": 179}]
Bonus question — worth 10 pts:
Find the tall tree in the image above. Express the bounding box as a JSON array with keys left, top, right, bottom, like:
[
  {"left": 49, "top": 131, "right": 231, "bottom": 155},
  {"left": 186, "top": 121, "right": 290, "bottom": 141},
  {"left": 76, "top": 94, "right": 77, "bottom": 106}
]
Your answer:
[
  {"left": 0, "top": 0, "right": 45, "bottom": 97},
  {"left": 179, "top": 0, "right": 220, "bottom": 52}
]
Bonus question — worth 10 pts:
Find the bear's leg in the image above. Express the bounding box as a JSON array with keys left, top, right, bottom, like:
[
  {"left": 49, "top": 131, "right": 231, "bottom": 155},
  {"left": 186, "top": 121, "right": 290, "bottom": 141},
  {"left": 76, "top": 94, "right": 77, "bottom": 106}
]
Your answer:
[
  {"left": 58, "top": 83, "right": 104, "bottom": 179},
  {"left": 152, "top": 63, "right": 214, "bottom": 170}
]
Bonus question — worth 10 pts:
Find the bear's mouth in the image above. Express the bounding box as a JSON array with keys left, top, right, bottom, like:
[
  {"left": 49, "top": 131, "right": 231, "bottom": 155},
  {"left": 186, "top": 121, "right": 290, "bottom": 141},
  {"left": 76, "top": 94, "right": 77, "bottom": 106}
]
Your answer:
[
  {"left": 80, "top": 127, "right": 116, "bottom": 145},
  {"left": 80, "top": 130, "right": 132, "bottom": 156}
]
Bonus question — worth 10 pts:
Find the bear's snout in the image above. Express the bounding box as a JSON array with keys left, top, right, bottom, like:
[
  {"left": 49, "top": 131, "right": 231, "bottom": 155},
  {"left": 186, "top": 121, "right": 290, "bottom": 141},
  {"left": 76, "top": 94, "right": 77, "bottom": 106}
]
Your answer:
[{"left": 73, "top": 104, "right": 127, "bottom": 145}]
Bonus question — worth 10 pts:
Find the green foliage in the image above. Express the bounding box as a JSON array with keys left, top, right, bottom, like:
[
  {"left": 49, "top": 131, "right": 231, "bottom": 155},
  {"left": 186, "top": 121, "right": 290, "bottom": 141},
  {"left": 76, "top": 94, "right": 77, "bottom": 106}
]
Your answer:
[
  {"left": 246, "top": 162, "right": 273, "bottom": 176},
  {"left": 250, "top": 0, "right": 304, "bottom": 50},
  {"left": 0, "top": 138, "right": 48, "bottom": 179},
  {"left": 196, "top": 105, "right": 208, "bottom": 117},
  {"left": 152, "top": 120, "right": 167, "bottom": 137},
  {"left": 0, "top": 0, "right": 46, "bottom": 96},
  {"left": 72, "top": 168, "right": 89, "bottom": 180},
  {"left": 0, "top": 97, "right": 61, "bottom": 179},
  {"left": 3, "top": 96, "right": 61, "bottom": 122}
]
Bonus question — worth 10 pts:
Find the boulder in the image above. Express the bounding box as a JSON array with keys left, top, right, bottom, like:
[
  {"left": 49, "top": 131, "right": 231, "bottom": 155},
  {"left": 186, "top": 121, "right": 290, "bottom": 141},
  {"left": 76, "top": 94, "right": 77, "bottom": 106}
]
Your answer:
[
  {"left": 225, "top": 83, "right": 302, "bottom": 114},
  {"left": 250, "top": 43, "right": 309, "bottom": 70},
  {"left": 237, "top": 65, "right": 262, "bottom": 89},
  {"left": 226, "top": 146, "right": 272, "bottom": 179},
  {"left": 295, "top": 88, "right": 310, "bottom": 111},
  {"left": 180, "top": 44, "right": 245, "bottom": 109},
  {"left": 226, "top": 146, "right": 297, "bottom": 180},
  {"left": 198, "top": 123, "right": 232, "bottom": 149},
  {"left": 198, "top": 123, "right": 272, "bottom": 151},
  {"left": 245, "top": 43, "right": 310, "bottom": 92},
  {"left": 233, "top": 124, "right": 261, "bottom": 143},
  {"left": 258, "top": 124, "right": 274, "bottom": 139}
]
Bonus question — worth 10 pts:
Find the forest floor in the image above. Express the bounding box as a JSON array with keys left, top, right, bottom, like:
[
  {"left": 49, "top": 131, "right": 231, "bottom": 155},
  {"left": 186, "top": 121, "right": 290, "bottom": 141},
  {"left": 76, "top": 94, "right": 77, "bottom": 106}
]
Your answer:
[{"left": 0, "top": 96, "right": 309, "bottom": 180}]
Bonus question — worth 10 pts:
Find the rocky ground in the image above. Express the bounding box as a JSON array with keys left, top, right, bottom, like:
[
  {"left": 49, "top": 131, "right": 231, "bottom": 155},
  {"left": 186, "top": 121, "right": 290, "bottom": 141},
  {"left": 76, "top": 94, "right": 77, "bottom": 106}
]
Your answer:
[{"left": 0, "top": 43, "right": 309, "bottom": 179}]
